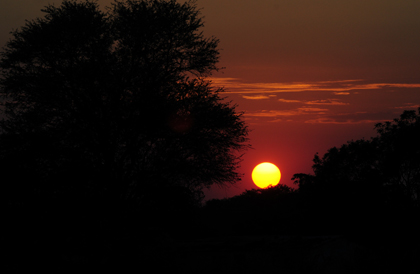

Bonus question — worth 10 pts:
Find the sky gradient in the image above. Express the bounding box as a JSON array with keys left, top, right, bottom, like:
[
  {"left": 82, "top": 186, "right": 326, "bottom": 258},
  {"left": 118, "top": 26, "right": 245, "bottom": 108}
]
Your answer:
[{"left": 1, "top": 0, "right": 420, "bottom": 200}]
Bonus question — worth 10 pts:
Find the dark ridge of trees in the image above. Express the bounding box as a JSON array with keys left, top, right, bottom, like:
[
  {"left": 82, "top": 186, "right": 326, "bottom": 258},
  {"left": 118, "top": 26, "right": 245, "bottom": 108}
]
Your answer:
[
  {"left": 294, "top": 109, "right": 420, "bottom": 208},
  {"left": 292, "top": 109, "right": 420, "bottom": 237},
  {"left": 201, "top": 184, "right": 301, "bottom": 236},
  {"left": 194, "top": 110, "right": 420, "bottom": 274},
  {"left": 202, "top": 109, "right": 420, "bottom": 240}
]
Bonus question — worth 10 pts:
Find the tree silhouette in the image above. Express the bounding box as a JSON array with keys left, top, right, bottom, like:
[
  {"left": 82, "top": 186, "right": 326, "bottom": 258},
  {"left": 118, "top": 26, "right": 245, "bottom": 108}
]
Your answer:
[
  {"left": 201, "top": 185, "right": 299, "bottom": 235},
  {"left": 0, "top": 0, "right": 249, "bottom": 221},
  {"left": 294, "top": 109, "right": 420, "bottom": 206},
  {"left": 375, "top": 109, "right": 420, "bottom": 206},
  {"left": 292, "top": 109, "right": 420, "bottom": 235}
]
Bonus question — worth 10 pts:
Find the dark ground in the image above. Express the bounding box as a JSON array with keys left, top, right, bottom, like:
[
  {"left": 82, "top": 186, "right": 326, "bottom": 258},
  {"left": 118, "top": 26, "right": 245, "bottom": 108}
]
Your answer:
[{"left": 4, "top": 232, "right": 419, "bottom": 273}]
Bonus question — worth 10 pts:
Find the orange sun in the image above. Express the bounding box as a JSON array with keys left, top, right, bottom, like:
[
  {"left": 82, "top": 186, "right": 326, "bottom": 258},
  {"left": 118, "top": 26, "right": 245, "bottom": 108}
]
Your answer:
[{"left": 252, "top": 162, "right": 281, "bottom": 188}]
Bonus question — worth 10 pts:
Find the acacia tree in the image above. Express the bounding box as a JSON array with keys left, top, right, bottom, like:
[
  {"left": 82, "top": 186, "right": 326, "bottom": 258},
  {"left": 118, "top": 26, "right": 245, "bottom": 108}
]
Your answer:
[{"left": 0, "top": 0, "right": 249, "bottom": 210}]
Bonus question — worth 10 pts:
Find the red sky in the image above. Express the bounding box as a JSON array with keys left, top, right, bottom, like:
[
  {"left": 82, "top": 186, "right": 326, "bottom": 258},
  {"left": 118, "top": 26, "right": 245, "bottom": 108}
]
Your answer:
[{"left": 2, "top": 0, "right": 420, "bottom": 200}]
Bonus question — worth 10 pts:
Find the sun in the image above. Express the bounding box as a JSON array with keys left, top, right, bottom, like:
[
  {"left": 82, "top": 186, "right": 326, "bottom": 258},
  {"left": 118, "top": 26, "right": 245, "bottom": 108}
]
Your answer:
[{"left": 252, "top": 162, "right": 281, "bottom": 188}]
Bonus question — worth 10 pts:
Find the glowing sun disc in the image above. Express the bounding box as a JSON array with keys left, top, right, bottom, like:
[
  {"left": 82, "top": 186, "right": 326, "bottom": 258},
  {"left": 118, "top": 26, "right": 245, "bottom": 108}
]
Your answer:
[{"left": 252, "top": 162, "right": 281, "bottom": 188}]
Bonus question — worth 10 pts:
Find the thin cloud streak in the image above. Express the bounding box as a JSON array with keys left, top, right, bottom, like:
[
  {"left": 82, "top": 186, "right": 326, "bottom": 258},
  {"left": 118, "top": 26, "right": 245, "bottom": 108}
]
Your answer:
[
  {"left": 209, "top": 77, "right": 420, "bottom": 94},
  {"left": 246, "top": 109, "right": 390, "bottom": 125},
  {"left": 334, "top": 92, "right": 351, "bottom": 95},
  {"left": 305, "top": 118, "right": 386, "bottom": 125},
  {"left": 394, "top": 104, "right": 420, "bottom": 109},
  {"left": 278, "top": 99, "right": 302, "bottom": 103},
  {"left": 277, "top": 98, "right": 349, "bottom": 105},
  {"left": 245, "top": 107, "right": 329, "bottom": 118},
  {"left": 242, "top": 95, "right": 270, "bottom": 100},
  {"left": 212, "top": 77, "right": 420, "bottom": 125},
  {"left": 305, "top": 99, "right": 349, "bottom": 106}
]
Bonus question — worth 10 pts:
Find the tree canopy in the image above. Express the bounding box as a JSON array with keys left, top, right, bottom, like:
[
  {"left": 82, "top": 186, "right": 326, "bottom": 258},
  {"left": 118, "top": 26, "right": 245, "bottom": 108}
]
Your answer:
[
  {"left": 292, "top": 109, "right": 420, "bottom": 235},
  {"left": 293, "top": 109, "right": 420, "bottom": 207},
  {"left": 0, "top": 0, "right": 249, "bottom": 212}
]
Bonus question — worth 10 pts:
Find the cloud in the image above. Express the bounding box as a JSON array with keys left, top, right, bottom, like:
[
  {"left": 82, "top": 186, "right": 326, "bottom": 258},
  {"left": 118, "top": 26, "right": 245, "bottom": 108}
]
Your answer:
[
  {"left": 208, "top": 77, "right": 420, "bottom": 94},
  {"left": 304, "top": 118, "right": 384, "bottom": 124},
  {"left": 245, "top": 107, "right": 329, "bottom": 118},
  {"left": 305, "top": 99, "right": 349, "bottom": 106},
  {"left": 278, "top": 99, "right": 302, "bottom": 103},
  {"left": 242, "top": 105, "right": 405, "bottom": 125},
  {"left": 304, "top": 111, "right": 397, "bottom": 124},
  {"left": 334, "top": 92, "right": 350, "bottom": 95},
  {"left": 208, "top": 77, "right": 323, "bottom": 93},
  {"left": 298, "top": 107, "right": 329, "bottom": 113},
  {"left": 245, "top": 110, "right": 295, "bottom": 117},
  {"left": 211, "top": 77, "right": 420, "bottom": 125},
  {"left": 244, "top": 108, "right": 391, "bottom": 124},
  {"left": 242, "top": 95, "right": 270, "bottom": 100},
  {"left": 393, "top": 104, "right": 420, "bottom": 109},
  {"left": 278, "top": 98, "right": 348, "bottom": 105}
]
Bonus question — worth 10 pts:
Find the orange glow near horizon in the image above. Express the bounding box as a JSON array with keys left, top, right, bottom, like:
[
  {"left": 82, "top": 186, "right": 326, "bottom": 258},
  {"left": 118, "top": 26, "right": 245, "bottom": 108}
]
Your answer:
[{"left": 252, "top": 162, "right": 281, "bottom": 188}]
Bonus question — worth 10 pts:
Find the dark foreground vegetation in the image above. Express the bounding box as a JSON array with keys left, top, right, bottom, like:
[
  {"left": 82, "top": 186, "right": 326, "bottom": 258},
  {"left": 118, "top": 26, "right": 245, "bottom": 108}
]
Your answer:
[
  {"left": 3, "top": 111, "right": 420, "bottom": 273},
  {"left": 1, "top": 0, "right": 419, "bottom": 272},
  {"left": 196, "top": 109, "right": 420, "bottom": 273}
]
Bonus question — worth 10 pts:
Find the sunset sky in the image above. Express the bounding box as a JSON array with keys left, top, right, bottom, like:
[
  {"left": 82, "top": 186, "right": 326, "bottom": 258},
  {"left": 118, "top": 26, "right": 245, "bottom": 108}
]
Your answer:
[{"left": 1, "top": 0, "right": 420, "bottom": 200}]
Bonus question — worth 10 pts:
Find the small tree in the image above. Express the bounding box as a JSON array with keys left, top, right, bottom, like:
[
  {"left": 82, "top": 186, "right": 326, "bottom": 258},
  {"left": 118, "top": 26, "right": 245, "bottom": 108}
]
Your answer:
[{"left": 0, "top": 0, "right": 249, "bottom": 211}]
